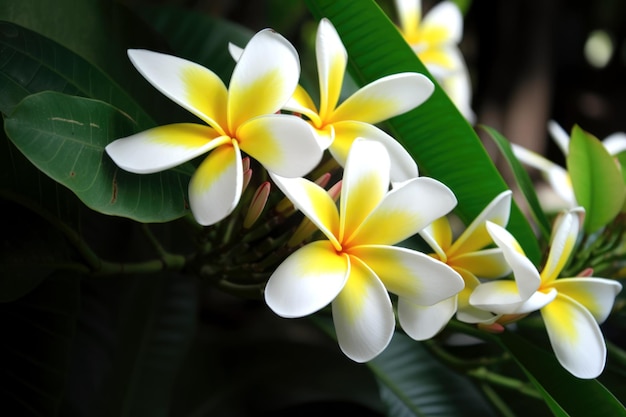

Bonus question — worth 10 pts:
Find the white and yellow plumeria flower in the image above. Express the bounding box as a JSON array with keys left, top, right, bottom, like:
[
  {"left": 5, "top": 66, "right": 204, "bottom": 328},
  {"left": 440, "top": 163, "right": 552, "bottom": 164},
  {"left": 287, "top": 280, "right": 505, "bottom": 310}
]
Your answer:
[
  {"left": 513, "top": 120, "right": 626, "bottom": 208},
  {"left": 398, "top": 191, "right": 513, "bottom": 340},
  {"left": 265, "top": 139, "right": 464, "bottom": 362},
  {"left": 106, "top": 29, "right": 322, "bottom": 226},
  {"left": 394, "top": 0, "right": 474, "bottom": 122},
  {"left": 470, "top": 208, "right": 623, "bottom": 378},
  {"left": 283, "top": 18, "right": 435, "bottom": 184}
]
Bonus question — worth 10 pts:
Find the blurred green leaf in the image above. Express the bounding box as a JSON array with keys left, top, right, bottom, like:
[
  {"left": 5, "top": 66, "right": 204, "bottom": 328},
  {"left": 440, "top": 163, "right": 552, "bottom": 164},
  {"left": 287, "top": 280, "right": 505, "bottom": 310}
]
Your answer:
[
  {"left": 304, "top": 0, "right": 541, "bottom": 264},
  {"left": 497, "top": 330, "right": 626, "bottom": 417},
  {"left": 0, "top": 272, "right": 80, "bottom": 416},
  {"left": 481, "top": 125, "right": 551, "bottom": 241},
  {"left": 369, "top": 333, "right": 497, "bottom": 417},
  {"left": 98, "top": 273, "right": 197, "bottom": 417},
  {"left": 4, "top": 91, "right": 191, "bottom": 222},
  {"left": 567, "top": 125, "right": 625, "bottom": 233}
]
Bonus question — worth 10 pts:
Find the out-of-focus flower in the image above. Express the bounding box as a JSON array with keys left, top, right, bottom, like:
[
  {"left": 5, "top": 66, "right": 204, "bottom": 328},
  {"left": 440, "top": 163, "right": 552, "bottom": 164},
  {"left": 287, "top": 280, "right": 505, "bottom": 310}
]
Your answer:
[
  {"left": 512, "top": 120, "right": 626, "bottom": 209},
  {"left": 470, "top": 208, "right": 623, "bottom": 378},
  {"left": 282, "top": 18, "right": 435, "bottom": 183},
  {"left": 398, "top": 191, "right": 513, "bottom": 340},
  {"left": 394, "top": 0, "right": 475, "bottom": 122},
  {"left": 265, "top": 139, "right": 463, "bottom": 362},
  {"left": 106, "top": 29, "right": 322, "bottom": 226}
]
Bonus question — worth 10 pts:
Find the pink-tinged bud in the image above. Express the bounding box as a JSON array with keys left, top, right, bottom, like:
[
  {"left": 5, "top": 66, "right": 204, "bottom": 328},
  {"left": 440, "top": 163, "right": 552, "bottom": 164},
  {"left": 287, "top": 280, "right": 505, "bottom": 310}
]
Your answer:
[
  {"left": 327, "top": 180, "right": 342, "bottom": 201},
  {"left": 242, "top": 156, "right": 251, "bottom": 172},
  {"left": 242, "top": 167, "right": 253, "bottom": 194},
  {"left": 243, "top": 182, "right": 271, "bottom": 229},
  {"left": 314, "top": 172, "right": 331, "bottom": 188},
  {"left": 477, "top": 322, "right": 505, "bottom": 334},
  {"left": 577, "top": 267, "right": 594, "bottom": 277}
]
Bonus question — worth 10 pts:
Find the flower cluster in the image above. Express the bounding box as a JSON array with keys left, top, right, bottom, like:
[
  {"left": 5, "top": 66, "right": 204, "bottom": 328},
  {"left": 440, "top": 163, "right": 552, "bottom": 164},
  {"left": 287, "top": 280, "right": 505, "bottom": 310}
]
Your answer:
[{"left": 105, "top": 14, "right": 621, "bottom": 378}]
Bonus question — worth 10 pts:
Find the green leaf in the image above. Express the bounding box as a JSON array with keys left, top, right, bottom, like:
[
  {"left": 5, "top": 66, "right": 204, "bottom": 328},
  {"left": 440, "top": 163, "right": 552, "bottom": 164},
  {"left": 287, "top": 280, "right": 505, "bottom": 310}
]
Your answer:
[
  {"left": 497, "top": 330, "right": 626, "bottom": 417},
  {"left": 4, "top": 91, "right": 191, "bottom": 222},
  {"left": 98, "top": 273, "right": 197, "bottom": 417},
  {"left": 369, "top": 333, "right": 497, "bottom": 417},
  {"left": 0, "top": 21, "right": 153, "bottom": 127},
  {"left": 567, "top": 125, "right": 626, "bottom": 233},
  {"left": 0, "top": 272, "right": 80, "bottom": 416},
  {"left": 481, "top": 125, "right": 551, "bottom": 241},
  {"left": 303, "top": 0, "right": 541, "bottom": 264}
]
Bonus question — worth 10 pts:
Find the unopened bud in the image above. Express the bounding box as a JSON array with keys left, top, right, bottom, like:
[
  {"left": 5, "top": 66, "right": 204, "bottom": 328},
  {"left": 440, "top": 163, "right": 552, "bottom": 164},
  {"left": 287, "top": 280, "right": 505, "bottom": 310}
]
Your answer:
[{"left": 243, "top": 181, "right": 270, "bottom": 229}]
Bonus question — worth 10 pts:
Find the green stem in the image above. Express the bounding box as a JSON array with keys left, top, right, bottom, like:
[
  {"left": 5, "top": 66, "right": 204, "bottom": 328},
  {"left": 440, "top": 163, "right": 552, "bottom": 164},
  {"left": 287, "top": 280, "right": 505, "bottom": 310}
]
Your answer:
[
  {"left": 423, "top": 339, "right": 508, "bottom": 369},
  {"left": 468, "top": 367, "right": 542, "bottom": 399},
  {"left": 479, "top": 383, "right": 518, "bottom": 417}
]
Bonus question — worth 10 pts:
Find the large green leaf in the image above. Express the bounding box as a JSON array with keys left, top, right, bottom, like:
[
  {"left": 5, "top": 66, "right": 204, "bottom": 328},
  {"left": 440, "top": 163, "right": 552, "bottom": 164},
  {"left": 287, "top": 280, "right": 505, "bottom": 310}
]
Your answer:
[
  {"left": 497, "top": 330, "right": 626, "bottom": 417},
  {"left": 0, "top": 272, "right": 80, "bottom": 416},
  {"left": 567, "top": 125, "right": 625, "bottom": 233},
  {"left": 97, "top": 273, "right": 197, "bottom": 417},
  {"left": 370, "top": 333, "right": 497, "bottom": 417},
  {"left": 4, "top": 91, "right": 191, "bottom": 222},
  {"left": 303, "top": 0, "right": 540, "bottom": 263}
]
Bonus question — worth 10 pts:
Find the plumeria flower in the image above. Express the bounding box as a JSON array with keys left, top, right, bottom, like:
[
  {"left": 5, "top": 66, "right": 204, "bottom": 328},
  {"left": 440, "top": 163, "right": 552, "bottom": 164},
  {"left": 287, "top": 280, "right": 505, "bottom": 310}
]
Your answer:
[
  {"left": 398, "top": 191, "right": 513, "bottom": 340},
  {"left": 470, "top": 208, "right": 623, "bottom": 378},
  {"left": 106, "top": 29, "right": 322, "bottom": 226},
  {"left": 394, "top": 0, "right": 475, "bottom": 122},
  {"left": 512, "top": 120, "right": 626, "bottom": 208},
  {"left": 279, "top": 18, "right": 435, "bottom": 184},
  {"left": 265, "top": 139, "right": 464, "bottom": 362}
]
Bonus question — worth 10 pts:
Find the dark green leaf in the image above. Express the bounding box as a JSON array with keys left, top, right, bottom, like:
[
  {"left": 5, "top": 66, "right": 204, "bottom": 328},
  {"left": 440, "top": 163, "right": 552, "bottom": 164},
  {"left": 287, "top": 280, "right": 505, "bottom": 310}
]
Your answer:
[
  {"left": 303, "top": 0, "right": 540, "bottom": 263},
  {"left": 5, "top": 91, "right": 191, "bottom": 222},
  {"left": 369, "top": 333, "right": 497, "bottom": 417},
  {"left": 497, "top": 330, "right": 626, "bottom": 417},
  {"left": 0, "top": 272, "right": 80, "bottom": 416},
  {"left": 567, "top": 125, "right": 625, "bottom": 233},
  {"left": 481, "top": 124, "right": 551, "bottom": 241}
]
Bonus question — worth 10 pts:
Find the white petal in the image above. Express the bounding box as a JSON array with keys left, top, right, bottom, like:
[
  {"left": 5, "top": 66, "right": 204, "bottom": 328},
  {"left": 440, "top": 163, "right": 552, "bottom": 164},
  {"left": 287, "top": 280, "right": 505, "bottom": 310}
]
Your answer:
[
  {"left": 486, "top": 222, "right": 541, "bottom": 299},
  {"left": 340, "top": 139, "right": 390, "bottom": 242},
  {"left": 541, "top": 293, "right": 607, "bottom": 379},
  {"left": 237, "top": 114, "right": 322, "bottom": 177},
  {"left": 452, "top": 249, "right": 511, "bottom": 279},
  {"left": 603, "top": 132, "right": 626, "bottom": 155},
  {"left": 188, "top": 141, "right": 243, "bottom": 225},
  {"left": 332, "top": 256, "right": 395, "bottom": 362},
  {"left": 331, "top": 73, "right": 434, "bottom": 125},
  {"left": 352, "top": 245, "right": 463, "bottom": 306},
  {"left": 541, "top": 209, "right": 580, "bottom": 284},
  {"left": 228, "top": 29, "right": 300, "bottom": 130},
  {"left": 352, "top": 177, "right": 457, "bottom": 246},
  {"left": 469, "top": 280, "right": 530, "bottom": 314},
  {"left": 398, "top": 296, "right": 457, "bottom": 340},
  {"left": 228, "top": 42, "right": 244, "bottom": 61},
  {"left": 316, "top": 18, "right": 348, "bottom": 120},
  {"left": 394, "top": 0, "right": 421, "bottom": 37},
  {"left": 264, "top": 240, "right": 349, "bottom": 318},
  {"left": 127, "top": 49, "right": 228, "bottom": 131},
  {"left": 329, "top": 121, "right": 418, "bottom": 183},
  {"left": 551, "top": 277, "right": 622, "bottom": 323},
  {"left": 421, "top": 1, "right": 463, "bottom": 45},
  {"left": 511, "top": 288, "right": 558, "bottom": 314},
  {"left": 547, "top": 120, "right": 570, "bottom": 156},
  {"left": 106, "top": 124, "right": 225, "bottom": 174}
]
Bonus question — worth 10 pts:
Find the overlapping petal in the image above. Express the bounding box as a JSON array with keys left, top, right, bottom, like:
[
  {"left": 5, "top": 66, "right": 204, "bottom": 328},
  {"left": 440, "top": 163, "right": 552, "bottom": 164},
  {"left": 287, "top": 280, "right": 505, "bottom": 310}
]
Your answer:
[
  {"left": 283, "top": 85, "right": 321, "bottom": 125},
  {"left": 316, "top": 18, "right": 348, "bottom": 121},
  {"left": 270, "top": 173, "right": 341, "bottom": 249},
  {"left": 330, "top": 73, "right": 434, "bottom": 125},
  {"left": 340, "top": 139, "right": 390, "bottom": 243},
  {"left": 469, "top": 280, "right": 535, "bottom": 314},
  {"left": 541, "top": 210, "right": 580, "bottom": 284},
  {"left": 237, "top": 114, "right": 322, "bottom": 177},
  {"left": 127, "top": 49, "right": 228, "bottom": 131},
  {"left": 227, "top": 29, "right": 300, "bottom": 131},
  {"left": 394, "top": 0, "right": 421, "bottom": 41},
  {"left": 106, "top": 124, "right": 226, "bottom": 174},
  {"left": 351, "top": 177, "right": 457, "bottom": 246},
  {"left": 452, "top": 249, "right": 510, "bottom": 279},
  {"left": 329, "top": 121, "right": 418, "bottom": 183},
  {"left": 332, "top": 256, "right": 395, "bottom": 362},
  {"left": 398, "top": 296, "right": 457, "bottom": 340},
  {"left": 188, "top": 140, "right": 243, "bottom": 226},
  {"left": 551, "top": 278, "right": 622, "bottom": 323},
  {"left": 419, "top": 1, "right": 463, "bottom": 46},
  {"left": 541, "top": 293, "right": 607, "bottom": 379},
  {"left": 265, "top": 240, "right": 350, "bottom": 318},
  {"left": 350, "top": 245, "right": 463, "bottom": 305}
]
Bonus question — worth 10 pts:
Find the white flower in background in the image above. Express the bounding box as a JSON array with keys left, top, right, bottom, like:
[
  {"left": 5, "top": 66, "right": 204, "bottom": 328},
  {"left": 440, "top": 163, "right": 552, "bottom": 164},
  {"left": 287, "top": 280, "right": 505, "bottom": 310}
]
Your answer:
[
  {"left": 265, "top": 139, "right": 463, "bottom": 362},
  {"left": 470, "top": 208, "right": 622, "bottom": 378},
  {"left": 394, "top": 0, "right": 475, "bottom": 122},
  {"left": 106, "top": 29, "right": 322, "bottom": 226}
]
